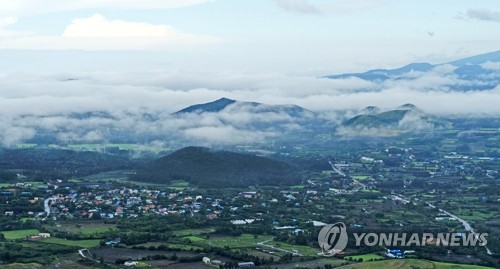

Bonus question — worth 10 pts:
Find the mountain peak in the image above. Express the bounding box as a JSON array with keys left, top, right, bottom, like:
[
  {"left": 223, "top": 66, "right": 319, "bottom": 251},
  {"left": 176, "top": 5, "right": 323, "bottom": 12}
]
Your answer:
[
  {"left": 398, "top": 103, "right": 418, "bottom": 110},
  {"left": 174, "top": 97, "right": 237, "bottom": 114}
]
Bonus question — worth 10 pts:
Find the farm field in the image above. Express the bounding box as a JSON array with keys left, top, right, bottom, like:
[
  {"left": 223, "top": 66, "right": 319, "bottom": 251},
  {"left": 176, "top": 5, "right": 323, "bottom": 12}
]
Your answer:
[
  {"left": 1, "top": 229, "right": 39, "bottom": 240},
  {"left": 91, "top": 247, "right": 201, "bottom": 263},
  {"left": 42, "top": 238, "right": 101, "bottom": 248},
  {"left": 272, "top": 258, "right": 348, "bottom": 269},
  {"left": 344, "top": 253, "right": 385, "bottom": 262},
  {"left": 337, "top": 259, "right": 494, "bottom": 269}
]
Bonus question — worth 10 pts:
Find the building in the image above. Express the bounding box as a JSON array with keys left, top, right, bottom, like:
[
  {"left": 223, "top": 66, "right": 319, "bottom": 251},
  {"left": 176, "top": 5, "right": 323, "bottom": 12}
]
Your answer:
[
  {"left": 238, "top": 262, "right": 255, "bottom": 268},
  {"left": 239, "top": 192, "right": 257, "bottom": 199},
  {"left": 39, "top": 233, "right": 51, "bottom": 238}
]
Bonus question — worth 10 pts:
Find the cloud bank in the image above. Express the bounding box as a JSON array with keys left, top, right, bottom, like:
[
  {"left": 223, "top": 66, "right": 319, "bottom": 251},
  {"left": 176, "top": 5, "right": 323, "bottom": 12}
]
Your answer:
[{"left": 0, "top": 62, "right": 499, "bottom": 146}]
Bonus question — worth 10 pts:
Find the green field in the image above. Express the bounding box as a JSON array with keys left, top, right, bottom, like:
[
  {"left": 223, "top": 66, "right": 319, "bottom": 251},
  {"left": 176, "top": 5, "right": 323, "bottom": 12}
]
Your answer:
[
  {"left": 173, "top": 227, "right": 215, "bottom": 236},
  {"left": 210, "top": 234, "right": 274, "bottom": 248},
  {"left": 0, "top": 263, "right": 43, "bottom": 269},
  {"left": 337, "top": 259, "right": 494, "bottom": 269},
  {"left": 184, "top": 236, "right": 206, "bottom": 243},
  {"left": 185, "top": 233, "right": 275, "bottom": 249},
  {"left": 352, "top": 175, "right": 371, "bottom": 181},
  {"left": 168, "top": 180, "right": 190, "bottom": 190},
  {"left": 1, "top": 229, "right": 39, "bottom": 239},
  {"left": 345, "top": 253, "right": 385, "bottom": 262},
  {"left": 269, "top": 241, "right": 319, "bottom": 256},
  {"left": 42, "top": 238, "right": 101, "bottom": 248}
]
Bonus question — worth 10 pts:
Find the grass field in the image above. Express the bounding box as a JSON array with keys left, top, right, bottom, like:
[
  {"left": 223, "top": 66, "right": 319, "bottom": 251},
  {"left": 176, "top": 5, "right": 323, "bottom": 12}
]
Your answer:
[
  {"left": 337, "top": 259, "right": 494, "bottom": 269},
  {"left": 344, "top": 253, "right": 385, "bottom": 262},
  {"left": 273, "top": 258, "right": 347, "bottom": 269},
  {"left": 1, "top": 229, "right": 39, "bottom": 239},
  {"left": 209, "top": 234, "right": 274, "bottom": 248},
  {"left": 184, "top": 233, "right": 275, "bottom": 249},
  {"left": 0, "top": 263, "right": 43, "bottom": 269},
  {"left": 352, "top": 175, "right": 371, "bottom": 181},
  {"left": 184, "top": 236, "right": 206, "bottom": 243},
  {"left": 168, "top": 180, "right": 190, "bottom": 190},
  {"left": 173, "top": 227, "right": 215, "bottom": 236},
  {"left": 42, "top": 237, "right": 101, "bottom": 248},
  {"left": 270, "top": 241, "right": 319, "bottom": 256}
]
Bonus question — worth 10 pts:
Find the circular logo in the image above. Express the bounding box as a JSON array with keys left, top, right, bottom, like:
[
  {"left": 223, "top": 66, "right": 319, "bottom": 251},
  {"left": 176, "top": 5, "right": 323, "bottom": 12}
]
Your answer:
[{"left": 318, "top": 222, "right": 348, "bottom": 256}]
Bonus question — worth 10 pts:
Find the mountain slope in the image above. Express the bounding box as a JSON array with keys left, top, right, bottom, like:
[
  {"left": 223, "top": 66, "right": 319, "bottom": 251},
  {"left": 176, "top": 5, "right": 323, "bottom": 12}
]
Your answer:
[
  {"left": 130, "top": 147, "right": 299, "bottom": 187},
  {"left": 174, "top": 98, "right": 237, "bottom": 114},
  {"left": 344, "top": 109, "right": 410, "bottom": 128}
]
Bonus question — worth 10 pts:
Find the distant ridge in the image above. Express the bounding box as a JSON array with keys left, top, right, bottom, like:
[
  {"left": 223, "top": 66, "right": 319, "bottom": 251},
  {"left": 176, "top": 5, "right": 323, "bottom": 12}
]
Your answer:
[{"left": 323, "top": 50, "right": 500, "bottom": 91}]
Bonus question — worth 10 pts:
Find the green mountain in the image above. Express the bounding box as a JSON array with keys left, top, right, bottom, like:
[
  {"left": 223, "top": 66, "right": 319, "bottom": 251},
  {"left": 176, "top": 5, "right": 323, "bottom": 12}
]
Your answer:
[
  {"left": 340, "top": 104, "right": 451, "bottom": 137},
  {"left": 131, "top": 147, "right": 299, "bottom": 187},
  {"left": 344, "top": 109, "right": 411, "bottom": 128}
]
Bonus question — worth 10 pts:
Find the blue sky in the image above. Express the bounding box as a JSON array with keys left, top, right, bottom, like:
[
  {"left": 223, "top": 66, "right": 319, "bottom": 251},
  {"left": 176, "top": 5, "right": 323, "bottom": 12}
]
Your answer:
[{"left": 1, "top": 0, "right": 500, "bottom": 73}]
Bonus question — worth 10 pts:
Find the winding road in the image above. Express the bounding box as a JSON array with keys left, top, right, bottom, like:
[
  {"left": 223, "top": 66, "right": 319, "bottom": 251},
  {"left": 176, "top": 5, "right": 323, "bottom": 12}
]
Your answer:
[
  {"left": 401, "top": 195, "right": 493, "bottom": 255},
  {"left": 42, "top": 197, "right": 52, "bottom": 221}
]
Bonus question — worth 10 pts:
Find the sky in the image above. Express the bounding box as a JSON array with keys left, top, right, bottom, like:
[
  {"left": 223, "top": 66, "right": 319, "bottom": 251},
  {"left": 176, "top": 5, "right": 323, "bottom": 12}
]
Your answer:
[
  {"left": 1, "top": 0, "right": 500, "bottom": 72},
  {"left": 0, "top": 0, "right": 500, "bottom": 146}
]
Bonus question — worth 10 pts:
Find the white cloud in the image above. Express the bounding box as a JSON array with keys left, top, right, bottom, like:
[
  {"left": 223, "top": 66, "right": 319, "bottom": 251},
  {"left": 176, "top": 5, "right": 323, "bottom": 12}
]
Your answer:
[
  {"left": 275, "top": 0, "right": 388, "bottom": 15},
  {"left": 324, "top": 0, "right": 388, "bottom": 14},
  {"left": 274, "top": 0, "right": 320, "bottom": 14},
  {"left": 466, "top": 8, "right": 500, "bottom": 23},
  {"left": 63, "top": 14, "right": 175, "bottom": 38},
  {"left": 0, "top": 0, "right": 213, "bottom": 17},
  {"left": 482, "top": 61, "right": 500, "bottom": 70},
  {"left": 0, "top": 16, "right": 19, "bottom": 37},
  {"left": 0, "top": 16, "right": 16, "bottom": 27},
  {"left": 0, "top": 14, "right": 222, "bottom": 50}
]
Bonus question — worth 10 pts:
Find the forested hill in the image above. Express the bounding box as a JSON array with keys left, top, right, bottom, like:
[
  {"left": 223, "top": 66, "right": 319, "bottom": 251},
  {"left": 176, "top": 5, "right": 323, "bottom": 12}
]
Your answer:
[
  {"left": 130, "top": 146, "right": 300, "bottom": 188},
  {"left": 0, "top": 148, "right": 133, "bottom": 180}
]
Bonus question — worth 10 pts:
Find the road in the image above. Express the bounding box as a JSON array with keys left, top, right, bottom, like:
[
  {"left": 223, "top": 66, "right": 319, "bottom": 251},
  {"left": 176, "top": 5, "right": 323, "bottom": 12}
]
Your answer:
[
  {"left": 328, "top": 160, "right": 366, "bottom": 189},
  {"left": 42, "top": 197, "right": 52, "bottom": 221},
  {"left": 328, "top": 160, "right": 346, "bottom": 177},
  {"left": 432, "top": 204, "right": 493, "bottom": 255},
  {"left": 400, "top": 195, "right": 493, "bottom": 255}
]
